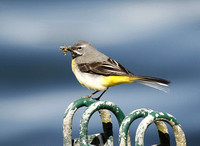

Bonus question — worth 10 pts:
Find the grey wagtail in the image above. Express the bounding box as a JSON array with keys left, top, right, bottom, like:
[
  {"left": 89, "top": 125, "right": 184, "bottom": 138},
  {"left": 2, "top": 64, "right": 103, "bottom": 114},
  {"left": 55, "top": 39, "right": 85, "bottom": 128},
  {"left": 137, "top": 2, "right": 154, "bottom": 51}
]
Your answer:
[{"left": 60, "top": 40, "right": 170, "bottom": 100}]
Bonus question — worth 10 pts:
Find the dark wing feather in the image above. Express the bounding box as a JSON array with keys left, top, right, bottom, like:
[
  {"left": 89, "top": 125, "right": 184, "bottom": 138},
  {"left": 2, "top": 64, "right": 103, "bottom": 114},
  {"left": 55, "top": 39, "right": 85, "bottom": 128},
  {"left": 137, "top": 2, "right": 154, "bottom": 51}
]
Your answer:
[{"left": 78, "top": 58, "right": 134, "bottom": 76}]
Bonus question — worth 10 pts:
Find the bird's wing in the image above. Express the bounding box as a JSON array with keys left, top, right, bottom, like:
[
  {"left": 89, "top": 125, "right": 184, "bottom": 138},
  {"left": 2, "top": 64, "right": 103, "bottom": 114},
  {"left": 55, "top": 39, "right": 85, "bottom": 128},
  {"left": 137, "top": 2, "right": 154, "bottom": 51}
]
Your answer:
[{"left": 78, "top": 58, "right": 134, "bottom": 76}]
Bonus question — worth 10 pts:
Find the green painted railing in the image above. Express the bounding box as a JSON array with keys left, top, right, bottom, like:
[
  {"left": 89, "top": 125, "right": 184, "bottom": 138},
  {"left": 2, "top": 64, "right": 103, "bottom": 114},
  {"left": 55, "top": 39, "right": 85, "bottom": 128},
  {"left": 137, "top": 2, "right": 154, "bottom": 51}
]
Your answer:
[
  {"left": 63, "top": 99, "right": 186, "bottom": 146},
  {"left": 119, "top": 109, "right": 170, "bottom": 146},
  {"left": 79, "top": 100, "right": 126, "bottom": 146}
]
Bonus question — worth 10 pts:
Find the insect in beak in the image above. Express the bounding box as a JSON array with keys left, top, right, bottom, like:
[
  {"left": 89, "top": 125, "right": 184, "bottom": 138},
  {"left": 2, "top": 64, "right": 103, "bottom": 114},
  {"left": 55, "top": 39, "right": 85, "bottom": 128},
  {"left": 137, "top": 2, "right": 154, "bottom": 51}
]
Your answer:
[{"left": 60, "top": 45, "right": 71, "bottom": 55}]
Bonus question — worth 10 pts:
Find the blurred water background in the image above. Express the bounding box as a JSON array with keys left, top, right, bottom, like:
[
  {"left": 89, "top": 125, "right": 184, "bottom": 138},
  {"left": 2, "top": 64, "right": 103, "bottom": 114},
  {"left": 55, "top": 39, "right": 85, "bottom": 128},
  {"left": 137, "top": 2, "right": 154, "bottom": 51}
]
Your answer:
[{"left": 0, "top": 0, "right": 200, "bottom": 145}]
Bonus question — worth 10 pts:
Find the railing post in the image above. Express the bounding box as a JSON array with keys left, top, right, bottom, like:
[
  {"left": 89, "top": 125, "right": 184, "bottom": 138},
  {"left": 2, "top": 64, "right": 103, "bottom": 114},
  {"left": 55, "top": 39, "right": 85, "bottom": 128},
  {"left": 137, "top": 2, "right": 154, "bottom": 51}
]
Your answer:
[
  {"left": 119, "top": 109, "right": 170, "bottom": 146},
  {"left": 135, "top": 112, "right": 186, "bottom": 146},
  {"left": 63, "top": 99, "right": 186, "bottom": 146},
  {"left": 79, "top": 101, "right": 126, "bottom": 146},
  {"left": 63, "top": 98, "right": 97, "bottom": 146}
]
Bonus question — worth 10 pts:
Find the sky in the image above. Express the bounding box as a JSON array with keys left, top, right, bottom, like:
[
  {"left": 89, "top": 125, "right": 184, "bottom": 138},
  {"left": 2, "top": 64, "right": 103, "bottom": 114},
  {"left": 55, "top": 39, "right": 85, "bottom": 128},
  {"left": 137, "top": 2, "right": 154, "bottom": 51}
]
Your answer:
[{"left": 0, "top": 0, "right": 200, "bottom": 145}]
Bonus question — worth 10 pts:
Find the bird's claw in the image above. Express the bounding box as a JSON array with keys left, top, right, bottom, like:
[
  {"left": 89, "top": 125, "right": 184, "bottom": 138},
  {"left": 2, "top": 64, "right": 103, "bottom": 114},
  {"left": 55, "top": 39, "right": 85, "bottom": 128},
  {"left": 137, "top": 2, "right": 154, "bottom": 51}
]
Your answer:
[{"left": 81, "top": 95, "right": 92, "bottom": 98}]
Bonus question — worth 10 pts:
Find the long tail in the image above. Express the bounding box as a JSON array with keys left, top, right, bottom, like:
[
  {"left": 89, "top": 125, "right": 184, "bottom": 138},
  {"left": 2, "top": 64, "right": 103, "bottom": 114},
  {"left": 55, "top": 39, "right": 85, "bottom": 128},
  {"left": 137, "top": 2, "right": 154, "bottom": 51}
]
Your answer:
[{"left": 131, "top": 76, "right": 170, "bottom": 93}]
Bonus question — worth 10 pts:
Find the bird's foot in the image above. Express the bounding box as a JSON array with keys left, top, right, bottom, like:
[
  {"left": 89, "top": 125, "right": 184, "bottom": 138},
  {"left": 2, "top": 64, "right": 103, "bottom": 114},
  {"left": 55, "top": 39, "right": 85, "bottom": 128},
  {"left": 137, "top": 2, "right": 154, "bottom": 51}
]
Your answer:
[
  {"left": 81, "top": 95, "right": 93, "bottom": 98},
  {"left": 81, "top": 95, "right": 100, "bottom": 100},
  {"left": 81, "top": 95, "right": 90, "bottom": 98},
  {"left": 81, "top": 90, "right": 102, "bottom": 100}
]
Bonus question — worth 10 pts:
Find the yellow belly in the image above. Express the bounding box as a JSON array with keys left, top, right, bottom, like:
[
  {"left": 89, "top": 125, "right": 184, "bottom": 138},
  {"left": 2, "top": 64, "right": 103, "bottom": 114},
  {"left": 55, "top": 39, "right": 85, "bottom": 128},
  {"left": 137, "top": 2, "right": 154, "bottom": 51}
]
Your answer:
[{"left": 102, "top": 76, "right": 135, "bottom": 87}]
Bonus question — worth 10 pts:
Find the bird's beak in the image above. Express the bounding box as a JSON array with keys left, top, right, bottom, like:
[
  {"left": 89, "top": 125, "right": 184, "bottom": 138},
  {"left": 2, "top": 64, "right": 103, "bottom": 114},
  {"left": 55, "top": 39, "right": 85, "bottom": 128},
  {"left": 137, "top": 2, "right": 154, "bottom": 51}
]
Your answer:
[{"left": 60, "top": 45, "right": 71, "bottom": 55}]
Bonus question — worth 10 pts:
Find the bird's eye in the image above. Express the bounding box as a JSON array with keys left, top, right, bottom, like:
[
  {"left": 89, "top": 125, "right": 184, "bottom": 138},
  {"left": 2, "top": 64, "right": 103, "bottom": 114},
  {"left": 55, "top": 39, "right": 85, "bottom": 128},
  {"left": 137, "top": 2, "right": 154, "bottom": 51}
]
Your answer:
[{"left": 77, "top": 47, "right": 82, "bottom": 51}]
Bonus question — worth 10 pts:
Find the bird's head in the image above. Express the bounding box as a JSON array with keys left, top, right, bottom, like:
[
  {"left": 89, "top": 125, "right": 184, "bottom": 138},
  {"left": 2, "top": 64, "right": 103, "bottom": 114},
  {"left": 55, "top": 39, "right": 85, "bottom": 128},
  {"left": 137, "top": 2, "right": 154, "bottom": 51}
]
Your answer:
[{"left": 60, "top": 40, "right": 94, "bottom": 59}]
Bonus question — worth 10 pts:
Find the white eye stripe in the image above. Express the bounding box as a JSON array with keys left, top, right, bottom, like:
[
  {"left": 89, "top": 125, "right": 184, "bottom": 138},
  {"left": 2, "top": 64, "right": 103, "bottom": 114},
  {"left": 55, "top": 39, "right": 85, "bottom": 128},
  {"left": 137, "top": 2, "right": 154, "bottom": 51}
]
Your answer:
[{"left": 77, "top": 44, "right": 86, "bottom": 48}]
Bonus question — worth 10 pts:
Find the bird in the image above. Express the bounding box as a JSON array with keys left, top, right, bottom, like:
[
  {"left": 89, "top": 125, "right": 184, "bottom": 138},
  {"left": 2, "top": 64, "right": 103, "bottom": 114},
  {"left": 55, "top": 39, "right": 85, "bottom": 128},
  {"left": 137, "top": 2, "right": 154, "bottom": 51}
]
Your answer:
[{"left": 60, "top": 40, "right": 170, "bottom": 100}]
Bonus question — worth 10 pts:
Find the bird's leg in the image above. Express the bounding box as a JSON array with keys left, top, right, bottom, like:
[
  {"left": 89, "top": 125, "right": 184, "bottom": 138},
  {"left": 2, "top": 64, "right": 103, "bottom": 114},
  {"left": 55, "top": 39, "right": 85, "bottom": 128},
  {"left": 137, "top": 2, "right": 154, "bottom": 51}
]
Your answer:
[
  {"left": 94, "top": 89, "right": 108, "bottom": 100},
  {"left": 89, "top": 91, "right": 99, "bottom": 98},
  {"left": 82, "top": 91, "right": 99, "bottom": 98}
]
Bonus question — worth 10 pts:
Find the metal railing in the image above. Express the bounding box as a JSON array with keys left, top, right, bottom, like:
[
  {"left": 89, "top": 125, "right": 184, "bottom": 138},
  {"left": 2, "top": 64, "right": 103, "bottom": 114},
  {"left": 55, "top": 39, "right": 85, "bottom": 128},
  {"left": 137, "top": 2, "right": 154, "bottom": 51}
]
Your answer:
[{"left": 63, "top": 98, "right": 186, "bottom": 146}]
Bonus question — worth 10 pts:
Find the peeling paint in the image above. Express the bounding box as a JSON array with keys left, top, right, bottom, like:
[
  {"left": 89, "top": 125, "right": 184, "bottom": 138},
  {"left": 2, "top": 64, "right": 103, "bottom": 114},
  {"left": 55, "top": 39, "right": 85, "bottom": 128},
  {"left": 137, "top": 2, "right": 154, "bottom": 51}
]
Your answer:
[
  {"left": 63, "top": 98, "right": 97, "bottom": 146},
  {"left": 79, "top": 101, "right": 125, "bottom": 146},
  {"left": 63, "top": 99, "right": 186, "bottom": 146},
  {"left": 173, "top": 125, "right": 186, "bottom": 146},
  {"left": 135, "top": 115, "right": 154, "bottom": 146},
  {"left": 159, "top": 112, "right": 165, "bottom": 116}
]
